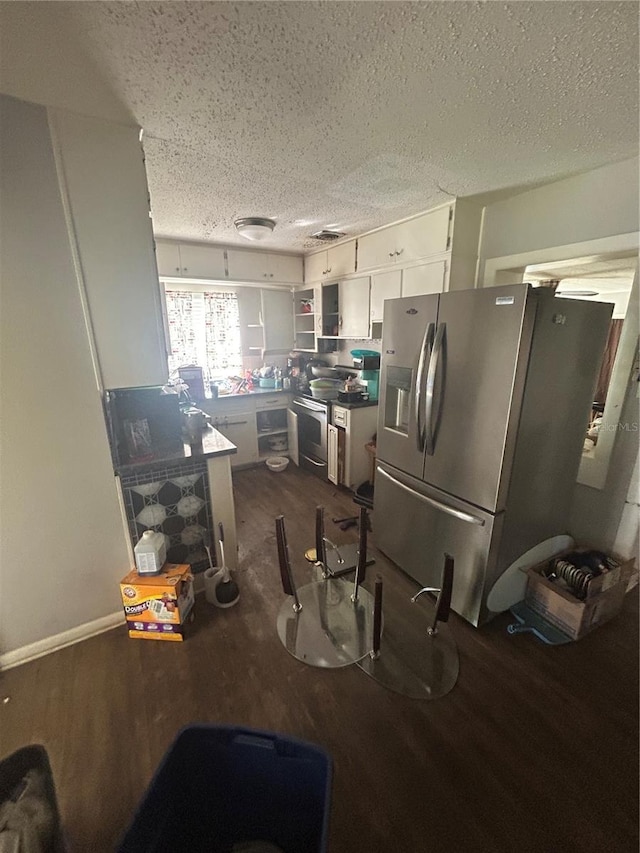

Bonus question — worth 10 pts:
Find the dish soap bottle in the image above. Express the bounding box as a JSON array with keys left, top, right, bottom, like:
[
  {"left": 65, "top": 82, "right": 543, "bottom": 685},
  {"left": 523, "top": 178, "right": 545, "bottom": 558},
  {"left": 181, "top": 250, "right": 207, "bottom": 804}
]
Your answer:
[{"left": 274, "top": 366, "right": 283, "bottom": 390}]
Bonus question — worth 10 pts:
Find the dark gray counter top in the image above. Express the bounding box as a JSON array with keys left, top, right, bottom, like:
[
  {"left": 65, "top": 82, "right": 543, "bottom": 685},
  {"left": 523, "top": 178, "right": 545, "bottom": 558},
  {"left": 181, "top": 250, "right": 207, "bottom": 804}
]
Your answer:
[
  {"left": 114, "top": 426, "right": 236, "bottom": 476},
  {"left": 209, "top": 387, "right": 291, "bottom": 401},
  {"left": 332, "top": 399, "right": 378, "bottom": 410}
]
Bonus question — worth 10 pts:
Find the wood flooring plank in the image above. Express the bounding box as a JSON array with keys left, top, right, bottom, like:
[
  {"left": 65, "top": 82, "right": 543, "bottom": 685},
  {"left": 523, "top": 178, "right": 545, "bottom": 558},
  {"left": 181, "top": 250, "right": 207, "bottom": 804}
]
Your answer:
[{"left": 1, "top": 464, "right": 637, "bottom": 852}]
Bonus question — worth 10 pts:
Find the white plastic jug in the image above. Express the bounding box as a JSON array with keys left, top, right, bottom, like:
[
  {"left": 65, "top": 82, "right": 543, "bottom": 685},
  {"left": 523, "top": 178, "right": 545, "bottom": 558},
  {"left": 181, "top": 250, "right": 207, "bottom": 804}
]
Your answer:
[{"left": 134, "top": 530, "right": 167, "bottom": 575}]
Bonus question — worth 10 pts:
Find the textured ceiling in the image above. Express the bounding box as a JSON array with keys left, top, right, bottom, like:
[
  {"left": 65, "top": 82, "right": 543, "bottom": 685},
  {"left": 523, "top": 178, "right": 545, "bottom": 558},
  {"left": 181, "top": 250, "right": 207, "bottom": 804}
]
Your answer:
[{"left": 1, "top": 1, "right": 638, "bottom": 251}]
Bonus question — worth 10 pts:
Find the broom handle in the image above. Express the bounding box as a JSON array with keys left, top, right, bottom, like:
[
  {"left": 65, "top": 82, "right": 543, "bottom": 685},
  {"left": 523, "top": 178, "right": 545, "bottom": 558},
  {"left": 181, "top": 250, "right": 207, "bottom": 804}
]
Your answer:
[{"left": 372, "top": 575, "right": 383, "bottom": 658}]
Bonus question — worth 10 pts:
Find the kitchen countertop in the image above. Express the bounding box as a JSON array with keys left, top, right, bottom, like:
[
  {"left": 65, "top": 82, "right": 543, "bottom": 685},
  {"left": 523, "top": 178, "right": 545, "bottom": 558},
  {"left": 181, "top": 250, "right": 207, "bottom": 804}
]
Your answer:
[
  {"left": 114, "top": 425, "right": 237, "bottom": 476},
  {"left": 332, "top": 398, "right": 378, "bottom": 410},
  {"left": 208, "top": 387, "right": 291, "bottom": 400}
]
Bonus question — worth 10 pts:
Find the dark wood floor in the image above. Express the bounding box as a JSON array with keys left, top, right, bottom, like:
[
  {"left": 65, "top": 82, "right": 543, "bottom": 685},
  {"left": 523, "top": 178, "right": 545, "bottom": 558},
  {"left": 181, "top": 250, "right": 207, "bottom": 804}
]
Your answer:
[{"left": 1, "top": 465, "right": 638, "bottom": 852}]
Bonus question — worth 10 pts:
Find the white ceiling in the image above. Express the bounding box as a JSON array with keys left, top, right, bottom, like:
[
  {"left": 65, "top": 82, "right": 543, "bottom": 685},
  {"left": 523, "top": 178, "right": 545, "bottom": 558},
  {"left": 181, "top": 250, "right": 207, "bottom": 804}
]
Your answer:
[
  {"left": 1, "top": 1, "right": 638, "bottom": 252},
  {"left": 525, "top": 253, "right": 637, "bottom": 318}
]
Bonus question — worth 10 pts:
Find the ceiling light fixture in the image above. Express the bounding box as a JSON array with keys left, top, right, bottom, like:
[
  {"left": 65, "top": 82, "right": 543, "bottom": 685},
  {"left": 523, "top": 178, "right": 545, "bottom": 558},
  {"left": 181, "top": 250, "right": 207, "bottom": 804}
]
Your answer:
[{"left": 234, "top": 217, "right": 276, "bottom": 241}]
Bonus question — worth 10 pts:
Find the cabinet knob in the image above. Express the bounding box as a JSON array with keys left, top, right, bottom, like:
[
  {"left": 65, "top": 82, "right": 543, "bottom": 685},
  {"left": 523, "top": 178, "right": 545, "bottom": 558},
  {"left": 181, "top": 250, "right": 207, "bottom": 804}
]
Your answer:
[
  {"left": 183, "top": 267, "right": 188, "bottom": 272},
  {"left": 175, "top": 267, "right": 180, "bottom": 272},
  {"left": 327, "top": 267, "right": 331, "bottom": 274},
  {"left": 388, "top": 252, "right": 395, "bottom": 258},
  {"left": 270, "top": 273, "right": 274, "bottom": 278},
  {"left": 395, "top": 249, "right": 403, "bottom": 256}
]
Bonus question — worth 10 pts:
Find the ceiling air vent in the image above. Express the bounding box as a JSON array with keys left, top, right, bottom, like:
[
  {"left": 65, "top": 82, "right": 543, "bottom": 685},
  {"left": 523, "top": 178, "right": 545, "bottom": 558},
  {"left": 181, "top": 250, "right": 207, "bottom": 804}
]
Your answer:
[{"left": 310, "top": 229, "right": 346, "bottom": 241}]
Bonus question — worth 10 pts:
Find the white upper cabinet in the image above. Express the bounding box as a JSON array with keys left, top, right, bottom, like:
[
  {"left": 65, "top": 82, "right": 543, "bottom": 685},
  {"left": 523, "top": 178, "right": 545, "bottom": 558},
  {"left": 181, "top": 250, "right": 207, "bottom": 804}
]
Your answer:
[
  {"left": 156, "top": 241, "right": 226, "bottom": 279},
  {"left": 370, "top": 269, "right": 402, "bottom": 323},
  {"left": 401, "top": 260, "right": 448, "bottom": 298},
  {"left": 227, "top": 249, "right": 302, "bottom": 283},
  {"left": 156, "top": 242, "right": 182, "bottom": 277},
  {"left": 178, "top": 243, "right": 226, "bottom": 279},
  {"left": 305, "top": 251, "right": 327, "bottom": 283},
  {"left": 358, "top": 205, "right": 453, "bottom": 271},
  {"left": 338, "top": 276, "right": 370, "bottom": 338},
  {"left": 269, "top": 253, "right": 303, "bottom": 283},
  {"left": 262, "top": 288, "right": 294, "bottom": 350},
  {"left": 304, "top": 240, "right": 356, "bottom": 283},
  {"left": 156, "top": 240, "right": 302, "bottom": 284},
  {"left": 51, "top": 109, "right": 167, "bottom": 389}
]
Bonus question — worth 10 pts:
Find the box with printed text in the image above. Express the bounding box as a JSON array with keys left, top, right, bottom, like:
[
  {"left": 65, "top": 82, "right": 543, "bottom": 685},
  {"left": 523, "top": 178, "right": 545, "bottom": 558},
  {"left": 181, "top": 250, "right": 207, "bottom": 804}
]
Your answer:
[{"left": 120, "top": 563, "right": 194, "bottom": 642}]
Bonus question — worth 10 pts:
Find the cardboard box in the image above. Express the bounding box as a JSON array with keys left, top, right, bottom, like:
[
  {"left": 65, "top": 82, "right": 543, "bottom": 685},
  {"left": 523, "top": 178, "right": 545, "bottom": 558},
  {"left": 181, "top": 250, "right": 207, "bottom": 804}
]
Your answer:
[
  {"left": 525, "top": 552, "right": 634, "bottom": 641},
  {"left": 120, "top": 563, "right": 194, "bottom": 641}
]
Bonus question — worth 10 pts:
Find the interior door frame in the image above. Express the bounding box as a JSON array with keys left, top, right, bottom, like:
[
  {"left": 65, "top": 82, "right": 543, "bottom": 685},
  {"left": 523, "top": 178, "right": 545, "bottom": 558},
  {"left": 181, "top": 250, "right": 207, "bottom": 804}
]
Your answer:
[{"left": 480, "top": 231, "right": 639, "bottom": 491}]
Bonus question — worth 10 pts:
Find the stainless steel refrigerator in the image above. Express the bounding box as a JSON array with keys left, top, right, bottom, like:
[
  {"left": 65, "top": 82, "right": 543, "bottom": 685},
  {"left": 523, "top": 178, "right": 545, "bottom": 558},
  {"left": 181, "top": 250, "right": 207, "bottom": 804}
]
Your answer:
[{"left": 374, "top": 283, "right": 612, "bottom": 626}]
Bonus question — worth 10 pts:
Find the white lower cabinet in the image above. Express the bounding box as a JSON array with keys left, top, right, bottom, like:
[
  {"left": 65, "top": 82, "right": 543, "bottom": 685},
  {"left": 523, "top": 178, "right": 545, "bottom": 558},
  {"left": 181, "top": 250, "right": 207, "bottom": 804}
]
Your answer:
[
  {"left": 328, "top": 424, "right": 339, "bottom": 485},
  {"left": 401, "top": 260, "right": 448, "bottom": 298},
  {"left": 331, "top": 405, "right": 379, "bottom": 490},
  {"left": 211, "top": 412, "right": 258, "bottom": 468}
]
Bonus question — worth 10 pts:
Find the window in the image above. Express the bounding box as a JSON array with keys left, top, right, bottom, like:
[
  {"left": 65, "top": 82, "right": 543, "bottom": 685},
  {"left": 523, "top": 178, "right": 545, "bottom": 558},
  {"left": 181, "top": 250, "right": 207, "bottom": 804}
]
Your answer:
[{"left": 165, "top": 288, "right": 242, "bottom": 380}]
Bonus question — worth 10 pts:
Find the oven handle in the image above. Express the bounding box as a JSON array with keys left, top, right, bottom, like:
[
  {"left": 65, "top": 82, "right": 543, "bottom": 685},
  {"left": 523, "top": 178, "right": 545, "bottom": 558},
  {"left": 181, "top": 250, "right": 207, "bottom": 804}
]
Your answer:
[
  {"left": 293, "top": 399, "right": 328, "bottom": 414},
  {"left": 301, "top": 453, "right": 326, "bottom": 468}
]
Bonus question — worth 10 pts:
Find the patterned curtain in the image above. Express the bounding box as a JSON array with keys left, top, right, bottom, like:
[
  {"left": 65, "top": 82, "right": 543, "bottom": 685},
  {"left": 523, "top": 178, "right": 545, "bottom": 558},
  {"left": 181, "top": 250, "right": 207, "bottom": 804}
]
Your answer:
[
  {"left": 165, "top": 289, "right": 242, "bottom": 380},
  {"left": 165, "top": 290, "right": 200, "bottom": 375},
  {"left": 204, "top": 291, "right": 243, "bottom": 376}
]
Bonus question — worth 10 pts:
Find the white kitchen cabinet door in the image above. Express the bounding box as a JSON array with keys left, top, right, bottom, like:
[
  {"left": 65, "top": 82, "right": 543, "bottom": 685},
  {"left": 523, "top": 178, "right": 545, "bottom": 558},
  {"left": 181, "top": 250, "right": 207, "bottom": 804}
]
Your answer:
[
  {"left": 287, "top": 408, "right": 299, "bottom": 466},
  {"left": 227, "top": 248, "right": 302, "bottom": 282},
  {"left": 178, "top": 243, "right": 226, "bottom": 279},
  {"left": 327, "top": 424, "right": 339, "bottom": 485},
  {"left": 155, "top": 242, "right": 182, "bottom": 277},
  {"left": 269, "top": 253, "right": 303, "bottom": 283},
  {"left": 50, "top": 109, "right": 167, "bottom": 388},
  {"left": 326, "top": 240, "right": 356, "bottom": 279},
  {"left": 356, "top": 229, "right": 394, "bottom": 272},
  {"left": 394, "top": 206, "right": 452, "bottom": 264},
  {"left": 401, "top": 260, "right": 448, "bottom": 298},
  {"left": 305, "top": 250, "right": 327, "bottom": 283},
  {"left": 370, "top": 269, "right": 402, "bottom": 323},
  {"left": 226, "top": 249, "right": 268, "bottom": 281},
  {"left": 339, "top": 276, "right": 370, "bottom": 338},
  {"left": 237, "top": 287, "right": 264, "bottom": 355},
  {"left": 261, "top": 288, "right": 294, "bottom": 350},
  {"left": 212, "top": 413, "right": 258, "bottom": 468}
]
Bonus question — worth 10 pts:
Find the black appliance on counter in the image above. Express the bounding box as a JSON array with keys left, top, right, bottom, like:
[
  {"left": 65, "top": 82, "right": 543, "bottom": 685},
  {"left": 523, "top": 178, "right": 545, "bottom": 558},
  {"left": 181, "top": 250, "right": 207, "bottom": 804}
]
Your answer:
[{"left": 104, "top": 386, "right": 183, "bottom": 468}]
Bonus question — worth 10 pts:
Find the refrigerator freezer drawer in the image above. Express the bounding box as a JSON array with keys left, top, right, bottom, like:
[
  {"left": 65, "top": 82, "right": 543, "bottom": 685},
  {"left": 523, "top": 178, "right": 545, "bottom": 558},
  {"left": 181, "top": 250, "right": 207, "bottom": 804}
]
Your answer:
[{"left": 374, "top": 461, "right": 502, "bottom": 626}]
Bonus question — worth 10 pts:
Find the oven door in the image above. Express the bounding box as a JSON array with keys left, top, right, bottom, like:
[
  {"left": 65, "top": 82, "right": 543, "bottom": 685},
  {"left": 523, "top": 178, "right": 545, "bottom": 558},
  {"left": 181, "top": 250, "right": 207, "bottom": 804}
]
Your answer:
[{"left": 291, "top": 397, "right": 328, "bottom": 477}]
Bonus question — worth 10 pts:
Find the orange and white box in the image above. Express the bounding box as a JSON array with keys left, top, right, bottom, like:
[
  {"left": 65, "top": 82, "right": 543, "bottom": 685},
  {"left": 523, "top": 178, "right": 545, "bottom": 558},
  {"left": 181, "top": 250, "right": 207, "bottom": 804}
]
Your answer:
[{"left": 120, "top": 563, "right": 194, "bottom": 641}]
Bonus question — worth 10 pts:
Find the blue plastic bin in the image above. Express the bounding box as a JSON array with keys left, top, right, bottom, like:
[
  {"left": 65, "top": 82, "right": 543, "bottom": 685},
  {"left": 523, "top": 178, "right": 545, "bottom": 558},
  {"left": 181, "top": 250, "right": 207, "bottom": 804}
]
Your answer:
[{"left": 118, "top": 725, "right": 332, "bottom": 853}]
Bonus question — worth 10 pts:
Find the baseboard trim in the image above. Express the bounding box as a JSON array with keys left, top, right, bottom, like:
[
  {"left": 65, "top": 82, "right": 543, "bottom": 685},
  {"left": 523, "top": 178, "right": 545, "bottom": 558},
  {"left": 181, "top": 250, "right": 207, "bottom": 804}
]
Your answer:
[{"left": 0, "top": 611, "right": 125, "bottom": 671}]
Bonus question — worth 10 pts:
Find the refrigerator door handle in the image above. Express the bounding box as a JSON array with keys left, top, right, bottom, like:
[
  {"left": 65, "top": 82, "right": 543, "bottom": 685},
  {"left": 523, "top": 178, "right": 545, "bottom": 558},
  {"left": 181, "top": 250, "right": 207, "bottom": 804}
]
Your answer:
[
  {"left": 377, "top": 466, "right": 486, "bottom": 526},
  {"left": 415, "top": 322, "right": 434, "bottom": 452},
  {"left": 425, "top": 322, "right": 446, "bottom": 456}
]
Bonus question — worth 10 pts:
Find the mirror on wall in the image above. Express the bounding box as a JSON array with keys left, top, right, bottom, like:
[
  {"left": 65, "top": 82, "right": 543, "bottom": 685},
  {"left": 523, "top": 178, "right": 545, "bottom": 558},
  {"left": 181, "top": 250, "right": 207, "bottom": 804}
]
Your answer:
[{"left": 483, "top": 243, "right": 639, "bottom": 490}]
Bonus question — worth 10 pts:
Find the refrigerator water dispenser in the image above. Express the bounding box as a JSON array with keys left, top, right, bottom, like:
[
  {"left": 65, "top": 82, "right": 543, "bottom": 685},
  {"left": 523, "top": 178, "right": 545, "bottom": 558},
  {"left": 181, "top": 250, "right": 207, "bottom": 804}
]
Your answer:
[{"left": 384, "top": 366, "right": 412, "bottom": 433}]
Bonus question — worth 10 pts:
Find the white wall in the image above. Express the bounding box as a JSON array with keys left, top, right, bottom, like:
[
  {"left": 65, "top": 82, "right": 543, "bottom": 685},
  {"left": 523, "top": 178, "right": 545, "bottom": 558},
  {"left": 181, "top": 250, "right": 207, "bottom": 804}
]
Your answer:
[
  {"left": 477, "top": 158, "right": 640, "bottom": 555},
  {"left": 0, "top": 95, "right": 130, "bottom": 662},
  {"left": 478, "top": 157, "right": 639, "bottom": 266}
]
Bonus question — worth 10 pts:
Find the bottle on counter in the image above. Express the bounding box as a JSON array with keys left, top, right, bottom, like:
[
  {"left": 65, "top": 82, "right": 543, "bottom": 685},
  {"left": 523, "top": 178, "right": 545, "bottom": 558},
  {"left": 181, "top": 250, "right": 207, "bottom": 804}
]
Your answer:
[{"left": 274, "top": 367, "right": 283, "bottom": 390}]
